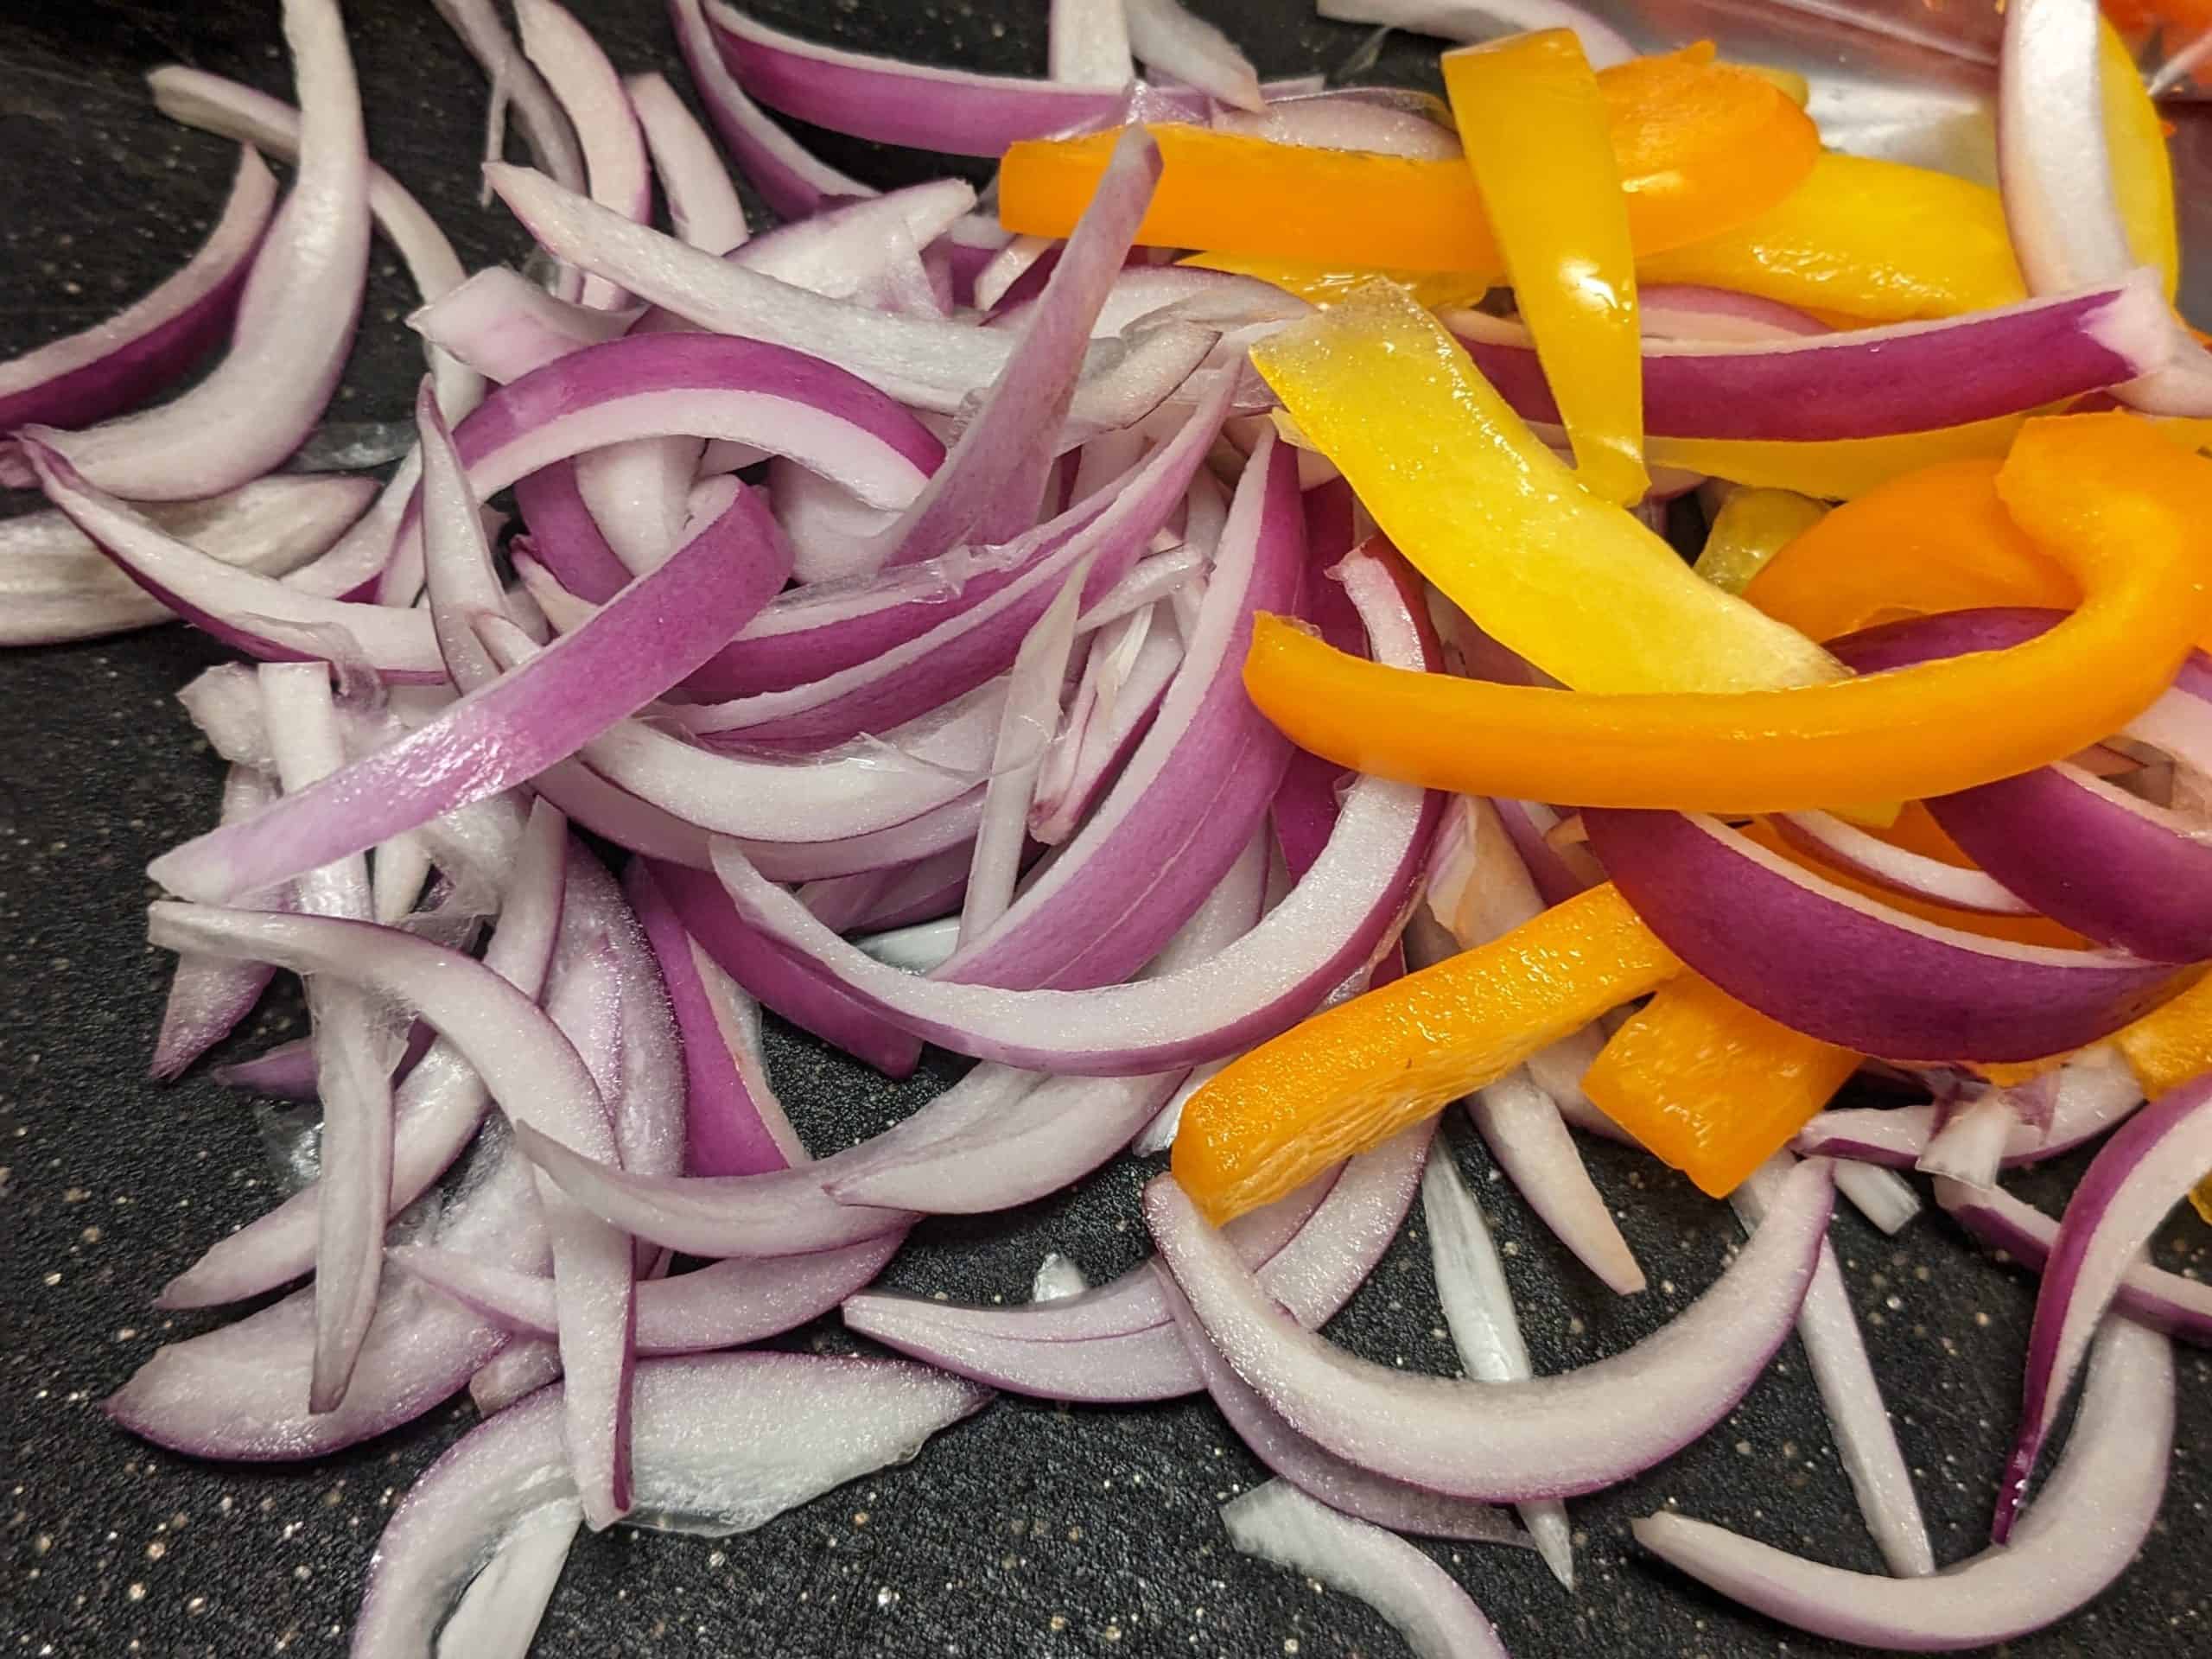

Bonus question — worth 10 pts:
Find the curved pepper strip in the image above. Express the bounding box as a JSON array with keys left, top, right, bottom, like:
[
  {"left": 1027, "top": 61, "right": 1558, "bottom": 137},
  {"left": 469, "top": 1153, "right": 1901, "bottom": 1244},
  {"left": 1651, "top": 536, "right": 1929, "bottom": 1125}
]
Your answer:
[
  {"left": 1171, "top": 883, "right": 1680, "bottom": 1224},
  {"left": 1637, "top": 153, "right": 2026, "bottom": 323},
  {"left": 1581, "top": 971, "right": 1860, "bottom": 1198},
  {"left": 1445, "top": 30, "right": 1646, "bottom": 504},
  {"left": 1694, "top": 487, "right": 1827, "bottom": 594},
  {"left": 2101, "top": 17, "right": 2182, "bottom": 298},
  {"left": 1647, "top": 412, "right": 2031, "bottom": 502},
  {"left": 1177, "top": 252, "right": 1491, "bottom": 311},
  {"left": 998, "top": 51, "right": 1819, "bottom": 275},
  {"left": 1251, "top": 284, "right": 1840, "bottom": 696},
  {"left": 1242, "top": 413, "right": 2212, "bottom": 814}
]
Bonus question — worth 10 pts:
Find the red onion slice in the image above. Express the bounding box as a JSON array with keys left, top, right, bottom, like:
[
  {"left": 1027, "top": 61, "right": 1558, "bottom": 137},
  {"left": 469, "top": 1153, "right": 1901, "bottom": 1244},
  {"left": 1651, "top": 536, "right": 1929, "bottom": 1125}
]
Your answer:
[
  {"left": 1446, "top": 276, "right": 2173, "bottom": 442},
  {"left": 1934, "top": 1176, "right": 2212, "bottom": 1343},
  {"left": 1583, "top": 809, "right": 2183, "bottom": 1062},
  {"left": 158, "top": 801, "right": 569, "bottom": 1312},
  {"left": 1914, "top": 1090, "right": 2020, "bottom": 1188},
  {"left": 433, "top": 1504, "right": 576, "bottom": 1659},
  {"left": 149, "top": 766, "right": 284, "bottom": 1080},
  {"left": 350, "top": 1352, "right": 988, "bottom": 1656},
  {"left": 630, "top": 72, "right": 747, "bottom": 256},
  {"left": 667, "top": 0, "right": 873, "bottom": 221},
  {"left": 1317, "top": 0, "right": 1635, "bottom": 66},
  {"left": 430, "top": 0, "right": 588, "bottom": 198},
  {"left": 1211, "top": 92, "right": 1464, "bottom": 159},
  {"left": 517, "top": 0, "right": 651, "bottom": 310},
  {"left": 1770, "top": 810, "right": 2033, "bottom": 916},
  {"left": 1147, "top": 1159, "right": 1834, "bottom": 1500},
  {"left": 1833, "top": 1160, "right": 1923, "bottom": 1235},
  {"left": 1733, "top": 1154, "right": 1935, "bottom": 1578},
  {"left": 701, "top": 0, "right": 1203, "bottom": 156},
  {"left": 1796, "top": 1045, "right": 2144, "bottom": 1168},
  {"left": 1421, "top": 1151, "right": 1576, "bottom": 1584},
  {"left": 1052, "top": 0, "right": 1133, "bottom": 86},
  {"left": 410, "top": 269, "right": 636, "bottom": 385},
  {"left": 0, "top": 145, "right": 274, "bottom": 435},
  {"left": 1220, "top": 1480, "right": 1515, "bottom": 1659},
  {"left": 1995, "top": 1071, "right": 2212, "bottom": 1540},
  {"left": 1125, "top": 0, "right": 1262, "bottom": 110},
  {"left": 1635, "top": 1315, "right": 2174, "bottom": 1650},
  {"left": 2000, "top": 0, "right": 2212, "bottom": 416},
  {"left": 1030, "top": 607, "right": 1185, "bottom": 844},
  {"left": 28, "top": 0, "right": 370, "bottom": 501}
]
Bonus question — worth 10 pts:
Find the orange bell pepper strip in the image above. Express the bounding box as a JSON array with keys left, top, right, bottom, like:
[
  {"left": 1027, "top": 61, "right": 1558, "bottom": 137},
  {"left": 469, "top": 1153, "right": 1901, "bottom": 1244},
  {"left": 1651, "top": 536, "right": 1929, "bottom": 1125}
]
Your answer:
[
  {"left": 1636, "top": 153, "right": 2026, "bottom": 322},
  {"left": 1250, "top": 285, "right": 1840, "bottom": 695},
  {"left": 998, "top": 49, "right": 1819, "bottom": 275},
  {"left": 1693, "top": 486, "right": 1827, "bottom": 594},
  {"left": 1646, "top": 412, "right": 2031, "bottom": 502},
  {"left": 2113, "top": 969, "right": 2212, "bottom": 1100},
  {"left": 1171, "top": 883, "right": 1680, "bottom": 1224},
  {"left": 1176, "top": 252, "right": 1491, "bottom": 311},
  {"left": 1241, "top": 413, "right": 2212, "bottom": 814},
  {"left": 1444, "top": 30, "right": 1647, "bottom": 503},
  {"left": 1581, "top": 972, "right": 1860, "bottom": 1198}
]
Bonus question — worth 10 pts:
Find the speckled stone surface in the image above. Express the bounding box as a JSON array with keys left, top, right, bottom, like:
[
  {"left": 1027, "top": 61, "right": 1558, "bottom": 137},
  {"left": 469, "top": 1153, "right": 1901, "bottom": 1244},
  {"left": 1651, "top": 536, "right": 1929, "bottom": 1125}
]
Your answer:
[{"left": 3, "top": 4, "right": 2211, "bottom": 1656}]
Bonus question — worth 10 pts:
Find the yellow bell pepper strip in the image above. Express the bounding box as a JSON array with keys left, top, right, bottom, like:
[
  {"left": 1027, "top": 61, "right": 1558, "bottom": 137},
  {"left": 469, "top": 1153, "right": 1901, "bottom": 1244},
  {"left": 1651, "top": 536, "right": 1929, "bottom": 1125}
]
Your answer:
[
  {"left": 1636, "top": 153, "right": 2026, "bottom": 322},
  {"left": 1742, "top": 460, "right": 2074, "bottom": 641},
  {"left": 1647, "top": 412, "right": 2031, "bottom": 502},
  {"left": 2101, "top": 16, "right": 2182, "bottom": 298},
  {"left": 998, "top": 51, "right": 1820, "bottom": 274},
  {"left": 1171, "top": 883, "right": 1680, "bottom": 1224},
  {"left": 1444, "top": 30, "right": 1647, "bottom": 504},
  {"left": 1694, "top": 486, "right": 1827, "bottom": 594},
  {"left": 1581, "top": 972, "right": 1861, "bottom": 1198},
  {"left": 1177, "top": 251, "right": 1491, "bottom": 311},
  {"left": 2113, "top": 969, "right": 2212, "bottom": 1100},
  {"left": 1249, "top": 284, "right": 1840, "bottom": 695},
  {"left": 1239, "top": 413, "right": 2212, "bottom": 814},
  {"left": 2193, "top": 1173, "right": 2212, "bottom": 1226}
]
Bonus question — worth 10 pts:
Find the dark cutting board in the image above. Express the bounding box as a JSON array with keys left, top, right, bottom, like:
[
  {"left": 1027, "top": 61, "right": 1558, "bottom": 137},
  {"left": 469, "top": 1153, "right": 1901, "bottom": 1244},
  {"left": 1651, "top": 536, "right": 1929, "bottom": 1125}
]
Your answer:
[{"left": 3, "top": 4, "right": 2210, "bottom": 1656}]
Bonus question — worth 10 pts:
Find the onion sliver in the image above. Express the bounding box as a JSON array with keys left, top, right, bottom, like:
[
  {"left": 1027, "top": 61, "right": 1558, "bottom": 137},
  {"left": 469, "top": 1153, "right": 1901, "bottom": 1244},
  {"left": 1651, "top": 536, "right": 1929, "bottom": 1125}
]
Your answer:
[
  {"left": 1146, "top": 1159, "right": 1834, "bottom": 1501},
  {"left": 1634, "top": 1315, "right": 2174, "bottom": 1650},
  {"left": 1583, "top": 808, "right": 2183, "bottom": 1062},
  {"left": 1446, "top": 276, "right": 2172, "bottom": 442},
  {"left": 630, "top": 72, "right": 746, "bottom": 256},
  {"left": 517, "top": 0, "right": 650, "bottom": 311},
  {"left": 1933, "top": 1176, "right": 2212, "bottom": 1343},
  {"left": 411, "top": 269, "right": 634, "bottom": 385},
  {"left": 0, "top": 146, "right": 274, "bottom": 435},
  {"left": 1995, "top": 1071, "right": 2212, "bottom": 1540},
  {"left": 433, "top": 1503, "right": 577, "bottom": 1659},
  {"left": 1124, "top": 0, "right": 1262, "bottom": 111},
  {"left": 27, "top": 0, "right": 370, "bottom": 501},
  {"left": 1220, "top": 1480, "right": 1514, "bottom": 1659},
  {"left": 350, "top": 1352, "right": 988, "bottom": 1656},
  {"left": 1796, "top": 1044, "right": 2143, "bottom": 1168},
  {"left": 1770, "top": 810, "right": 2033, "bottom": 917},
  {"left": 149, "top": 766, "right": 284, "bottom": 1081}
]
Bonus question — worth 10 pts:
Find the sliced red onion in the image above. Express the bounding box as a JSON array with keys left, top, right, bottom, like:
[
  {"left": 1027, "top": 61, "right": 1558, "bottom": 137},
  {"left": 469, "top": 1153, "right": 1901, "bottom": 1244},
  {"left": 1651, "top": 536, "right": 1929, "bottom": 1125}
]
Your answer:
[
  {"left": 667, "top": 0, "right": 872, "bottom": 221},
  {"left": 1052, "top": 0, "right": 1133, "bottom": 85},
  {"left": 259, "top": 662, "right": 397, "bottom": 1414},
  {"left": 518, "top": 0, "right": 650, "bottom": 310},
  {"left": 1421, "top": 1152, "right": 1575, "bottom": 1585},
  {"left": 431, "top": 1505, "right": 577, "bottom": 1659},
  {"left": 1914, "top": 1090, "right": 2019, "bottom": 1188},
  {"left": 431, "top": 0, "right": 588, "bottom": 194},
  {"left": 801, "top": 847, "right": 971, "bottom": 933},
  {"left": 1124, "top": 0, "right": 1262, "bottom": 110},
  {"left": 1770, "top": 810, "right": 2033, "bottom": 917},
  {"left": 1583, "top": 810, "right": 2183, "bottom": 1062},
  {"left": 1934, "top": 1176, "right": 2212, "bottom": 1343},
  {"left": 2000, "top": 0, "right": 2212, "bottom": 416},
  {"left": 1317, "top": 0, "right": 1634, "bottom": 66},
  {"left": 842, "top": 1125, "right": 1429, "bottom": 1402},
  {"left": 934, "top": 432, "right": 1302, "bottom": 989},
  {"left": 1636, "top": 1315, "right": 2173, "bottom": 1649},
  {"left": 738, "top": 179, "right": 979, "bottom": 300},
  {"left": 108, "top": 1134, "right": 544, "bottom": 1459},
  {"left": 410, "top": 269, "right": 636, "bottom": 385},
  {"left": 144, "top": 903, "right": 634, "bottom": 1525},
  {"left": 149, "top": 766, "right": 284, "bottom": 1081},
  {"left": 1211, "top": 92, "right": 1464, "bottom": 159},
  {"left": 767, "top": 461, "right": 899, "bottom": 586},
  {"left": 1638, "top": 283, "right": 1830, "bottom": 343},
  {"left": 1148, "top": 1158, "right": 1834, "bottom": 1500},
  {"left": 0, "top": 145, "right": 273, "bottom": 437},
  {"left": 1833, "top": 1160, "right": 1923, "bottom": 1235},
  {"left": 372, "top": 832, "right": 435, "bottom": 925},
  {"left": 987, "top": 262, "right": 1312, "bottom": 338},
  {"left": 1796, "top": 1045, "right": 2144, "bottom": 1168},
  {"left": 702, "top": 0, "right": 1202, "bottom": 156},
  {"left": 1446, "top": 276, "right": 2171, "bottom": 442},
  {"left": 28, "top": 0, "right": 369, "bottom": 500},
  {"left": 1163, "top": 1281, "right": 1524, "bottom": 1546},
  {"left": 1031, "top": 601, "right": 1183, "bottom": 842},
  {"left": 148, "top": 404, "right": 792, "bottom": 906},
  {"left": 1733, "top": 1154, "right": 1935, "bottom": 1578},
  {"left": 677, "top": 377, "right": 1229, "bottom": 752},
  {"left": 351, "top": 1352, "right": 988, "bottom": 1656},
  {"left": 1221, "top": 1480, "right": 1514, "bottom": 1659},
  {"left": 158, "top": 802, "right": 569, "bottom": 1312},
  {"left": 1994, "top": 1071, "right": 2212, "bottom": 1540}
]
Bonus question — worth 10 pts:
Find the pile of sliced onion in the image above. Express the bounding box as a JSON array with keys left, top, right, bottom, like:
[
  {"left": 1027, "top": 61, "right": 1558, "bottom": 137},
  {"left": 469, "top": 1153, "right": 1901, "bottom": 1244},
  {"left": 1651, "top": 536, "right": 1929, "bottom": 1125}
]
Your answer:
[{"left": 3, "top": 0, "right": 2206, "bottom": 1653}]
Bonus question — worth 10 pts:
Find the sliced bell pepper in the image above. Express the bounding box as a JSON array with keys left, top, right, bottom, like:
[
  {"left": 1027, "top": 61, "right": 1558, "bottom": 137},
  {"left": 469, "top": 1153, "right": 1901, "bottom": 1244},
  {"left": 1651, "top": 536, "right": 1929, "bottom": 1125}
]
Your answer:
[
  {"left": 2113, "top": 968, "right": 2212, "bottom": 1099},
  {"left": 1177, "top": 251, "right": 1491, "bottom": 311},
  {"left": 2101, "top": 17, "right": 2182, "bottom": 298},
  {"left": 1444, "top": 30, "right": 1647, "bottom": 504},
  {"left": 998, "top": 50, "right": 1819, "bottom": 274},
  {"left": 1694, "top": 486, "right": 1827, "bottom": 594},
  {"left": 1249, "top": 284, "right": 1840, "bottom": 695},
  {"left": 1581, "top": 971, "right": 1860, "bottom": 1197},
  {"left": 1648, "top": 413, "right": 2031, "bottom": 502},
  {"left": 1242, "top": 413, "right": 2212, "bottom": 814},
  {"left": 1171, "top": 882, "right": 1680, "bottom": 1224},
  {"left": 1636, "top": 153, "right": 2026, "bottom": 322}
]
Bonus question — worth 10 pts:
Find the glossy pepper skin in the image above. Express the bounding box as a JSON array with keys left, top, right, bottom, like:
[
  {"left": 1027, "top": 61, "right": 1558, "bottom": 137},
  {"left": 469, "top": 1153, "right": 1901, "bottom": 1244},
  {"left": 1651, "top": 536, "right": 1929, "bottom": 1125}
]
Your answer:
[
  {"left": 1444, "top": 29, "right": 1647, "bottom": 504},
  {"left": 998, "top": 48, "right": 1818, "bottom": 275},
  {"left": 1171, "top": 883, "right": 1680, "bottom": 1224},
  {"left": 1251, "top": 284, "right": 1840, "bottom": 696},
  {"left": 1242, "top": 415, "right": 2212, "bottom": 815}
]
